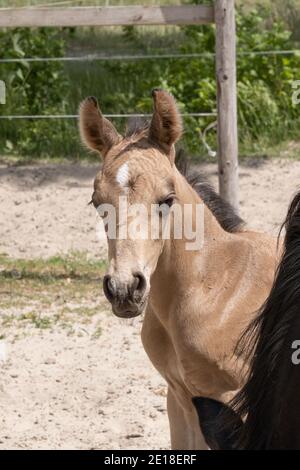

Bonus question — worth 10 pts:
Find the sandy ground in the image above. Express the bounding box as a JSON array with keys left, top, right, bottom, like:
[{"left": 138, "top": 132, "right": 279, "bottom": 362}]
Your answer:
[
  {"left": 1, "top": 158, "right": 300, "bottom": 450},
  {"left": 1, "top": 158, "right": 299, "bottom": 260}
]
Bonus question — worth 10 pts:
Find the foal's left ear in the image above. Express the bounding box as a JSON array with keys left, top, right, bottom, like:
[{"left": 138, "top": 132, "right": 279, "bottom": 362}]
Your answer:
[{"left": 149, "top": 89, "right": 183, "bottom": 163}]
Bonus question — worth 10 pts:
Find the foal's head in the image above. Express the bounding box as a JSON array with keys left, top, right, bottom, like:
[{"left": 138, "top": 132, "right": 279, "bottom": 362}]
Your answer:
[{"left": 79, "top": 90, "right": 183, "bottom": 318}]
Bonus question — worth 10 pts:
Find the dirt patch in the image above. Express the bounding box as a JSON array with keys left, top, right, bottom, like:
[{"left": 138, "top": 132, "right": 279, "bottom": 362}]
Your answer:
[
  {"left": 1, "top": 158, "right": 299, "bottom": 260},
  {"left": 0, "top": 320, "right": 168, "bottom": 450},
  {"left": 0, "top": 162, "right": 104, "bottom": 259},
  {"left": 1, "top": 158, "right": 300, "bottom": 449}
]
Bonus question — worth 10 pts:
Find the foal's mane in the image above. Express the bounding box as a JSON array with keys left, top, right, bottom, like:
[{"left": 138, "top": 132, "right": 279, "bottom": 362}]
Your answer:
[
  {"left": 227, "top": 191, "right": 300, "bottom": 449},
  {"left": 175, "top": 149, "right": 244, "bottom": 233},
  {"left": 126, "top": 118, "right": 244, "bottom": 234}
]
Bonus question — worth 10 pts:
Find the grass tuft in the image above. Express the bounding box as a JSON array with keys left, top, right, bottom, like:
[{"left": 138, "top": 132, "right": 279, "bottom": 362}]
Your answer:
[{"left": 0, "top": 252, "right": 109, "bottom": 339}]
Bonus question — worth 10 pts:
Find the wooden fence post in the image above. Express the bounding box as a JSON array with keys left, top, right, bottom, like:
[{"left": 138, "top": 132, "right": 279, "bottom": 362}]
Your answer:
[{"left": 215, "top": 0, "right": 239, "bottom": 212}]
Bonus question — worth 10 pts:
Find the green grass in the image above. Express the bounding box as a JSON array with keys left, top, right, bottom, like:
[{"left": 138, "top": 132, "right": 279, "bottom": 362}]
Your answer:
[
  {"left": 0, "top": 153, "right": 99, "bottom": 166},
  {"left": 19, "top": 311, "right": 53, "bottom": 329},
  {"left": 0, "top": 252, "right": 109, "bottom": 339},
  {"left": 91, "top": 324, "right": 103, "bottom": 339},
  {"left": 2, "top": 136, "right": 300, "bottom": 164},
  {"left": 0, "top": 252, "right": 107, "bottom": 282},
  {"left": 239, "top": 138, "right": 300, "bottom": 161}
]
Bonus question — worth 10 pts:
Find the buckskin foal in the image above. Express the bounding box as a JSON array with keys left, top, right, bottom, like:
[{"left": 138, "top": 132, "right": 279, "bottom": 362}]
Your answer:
[{"left": 79, "top": 90, "right": 278, "bottom": 449}]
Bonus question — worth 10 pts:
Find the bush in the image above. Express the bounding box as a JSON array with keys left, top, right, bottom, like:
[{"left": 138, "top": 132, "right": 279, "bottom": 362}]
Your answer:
[
  {"left": 0, "top": 27, "right": 74, "bottom": 157},
  {"left": 99, "top": 5, "right": 300, "bottom": 156},
  {"left": 0, "top": 5, "right": 299, "bottom": 159}
]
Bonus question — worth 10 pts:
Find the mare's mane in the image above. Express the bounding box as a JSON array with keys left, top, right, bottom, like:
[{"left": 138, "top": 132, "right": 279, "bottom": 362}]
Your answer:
[{"left": 225, "top": 192, "right": 300, "bottom": 448}]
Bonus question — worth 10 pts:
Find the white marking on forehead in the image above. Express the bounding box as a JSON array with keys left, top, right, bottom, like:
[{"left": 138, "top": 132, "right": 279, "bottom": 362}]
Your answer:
[{"left": 116, "top": 162, "right": 130, "bottom": 191}]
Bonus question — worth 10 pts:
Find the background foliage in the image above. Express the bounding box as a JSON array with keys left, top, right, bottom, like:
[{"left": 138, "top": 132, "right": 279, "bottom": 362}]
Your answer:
[
  {"left": 0, "top": 28, "right": 70, "bottom": 156},
  {"left": 0, "top": 1, "right": 299, "bottom": 159}
]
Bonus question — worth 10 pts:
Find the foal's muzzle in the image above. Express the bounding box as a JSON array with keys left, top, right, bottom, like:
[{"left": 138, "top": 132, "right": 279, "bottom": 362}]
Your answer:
[{"left": 103, "top": 272, "right": 147, "bottom": 318}]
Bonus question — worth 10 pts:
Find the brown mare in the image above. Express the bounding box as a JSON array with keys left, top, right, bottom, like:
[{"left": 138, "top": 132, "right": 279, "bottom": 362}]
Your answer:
[{"left": 79, "top": 90, "right": 278, "bottom": 449}]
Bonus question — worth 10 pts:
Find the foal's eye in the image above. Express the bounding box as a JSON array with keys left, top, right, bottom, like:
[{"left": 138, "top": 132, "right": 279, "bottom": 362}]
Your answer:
[
  {"left": 164, "top": 197, "right": 175, "bottom": 208},
  {"left": 158, "top": 194, "right": 175, "bottom": 208}
]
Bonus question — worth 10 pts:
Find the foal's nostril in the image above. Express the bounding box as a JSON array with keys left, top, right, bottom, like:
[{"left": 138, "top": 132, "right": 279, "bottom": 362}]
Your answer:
[
  {"left": 103, "top": 272, "right": 147, "bottom": 307},
  {"left": 103, "top": 275, "right": 117, "bottom": 302},
  {"left": 131, "top": 272, "right": 147, "bottom": 300}
]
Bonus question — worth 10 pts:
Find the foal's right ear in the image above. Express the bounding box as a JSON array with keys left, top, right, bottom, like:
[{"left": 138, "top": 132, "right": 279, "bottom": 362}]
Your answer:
[
  {"left": 192, "top": 397, "right": 244, "bottom": 450},
  {"left": 149, "top": 89, "right": 183, "bottom": 162},
  {"left": 79, "top": 96, "right": 121, "bottom": 158}
]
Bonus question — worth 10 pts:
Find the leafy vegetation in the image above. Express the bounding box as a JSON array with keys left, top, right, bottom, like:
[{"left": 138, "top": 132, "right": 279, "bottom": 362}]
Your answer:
[
  {"left": 0, "top": 27, "right": 74, "bottom": 156},
  {"left": 0, "top": 2, "right": 299, "bottom": 159}
]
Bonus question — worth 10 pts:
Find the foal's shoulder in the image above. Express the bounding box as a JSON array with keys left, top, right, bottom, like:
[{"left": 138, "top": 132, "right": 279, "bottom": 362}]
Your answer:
[
  {"left": 233, "top": 230, "right": 280, "bottom": 271},
  {"left": 236, "top": 230, "right": 278, "bottom": 251}
]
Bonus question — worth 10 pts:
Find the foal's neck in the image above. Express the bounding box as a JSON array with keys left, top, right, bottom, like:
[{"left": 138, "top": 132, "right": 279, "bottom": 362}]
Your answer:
[
  {"left": 161, "top": 167, "right": 225, "bottom": 259},
  {"left": 149, "top": 168, "right": 225, "bottom": 320}
]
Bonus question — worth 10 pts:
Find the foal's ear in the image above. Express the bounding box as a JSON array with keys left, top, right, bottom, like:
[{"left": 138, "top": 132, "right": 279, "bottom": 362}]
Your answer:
[
  {"left": 192, "top": 397, "right": 244, "bottom": 450},
  {"left": 149, "top": 89, "right": 183, "bottom": 163},
  {"left": 79, "top": 96, "right": 121, "bottom": 157}
]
